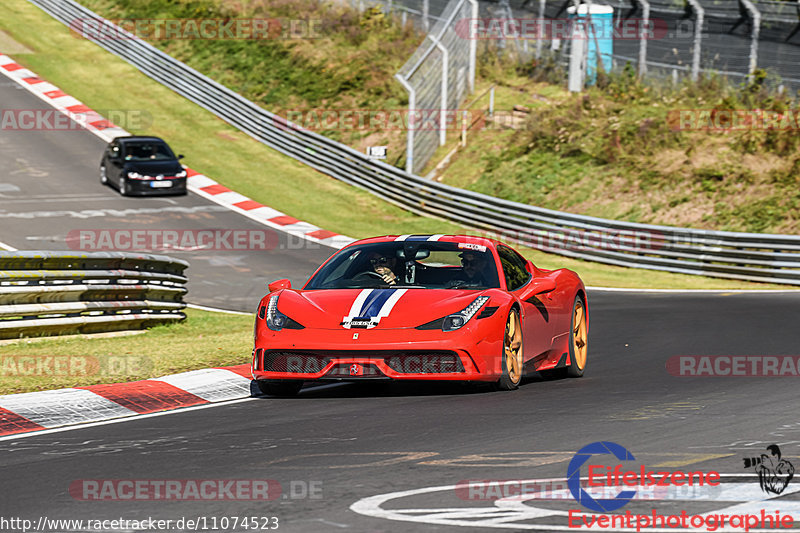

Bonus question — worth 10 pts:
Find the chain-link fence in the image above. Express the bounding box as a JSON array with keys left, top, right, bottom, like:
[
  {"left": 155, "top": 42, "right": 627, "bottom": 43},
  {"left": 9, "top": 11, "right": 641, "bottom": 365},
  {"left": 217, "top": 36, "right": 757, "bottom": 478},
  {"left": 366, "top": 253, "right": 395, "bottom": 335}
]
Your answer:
[
  {"left": 351, "top": 0, "right": 800, "bottom": 172},
  {"left": 391, "top": 0, "right": 478, "bottom": 174},
  {"left": 370, "top": 0, "right": 800, "bottom": 87}
]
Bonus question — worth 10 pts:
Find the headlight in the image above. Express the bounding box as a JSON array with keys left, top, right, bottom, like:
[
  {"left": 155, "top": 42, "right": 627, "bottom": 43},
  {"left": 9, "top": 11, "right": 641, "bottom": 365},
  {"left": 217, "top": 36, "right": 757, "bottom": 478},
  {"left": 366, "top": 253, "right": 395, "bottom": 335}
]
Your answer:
[
  {"left": 266, "top": 294, "right": 287, "bottom": 331},
  {"left": 127, "top": 171, "right": 144, "bottom": 179},
  {"left": 265, "top": 294, "right": 304, "bottom": 331},
  {"left": 442, "top": 296, "right": 489, "bottom": 332},
  {"left": 175, "top": 170, "right": 187, "bottom": 178}
]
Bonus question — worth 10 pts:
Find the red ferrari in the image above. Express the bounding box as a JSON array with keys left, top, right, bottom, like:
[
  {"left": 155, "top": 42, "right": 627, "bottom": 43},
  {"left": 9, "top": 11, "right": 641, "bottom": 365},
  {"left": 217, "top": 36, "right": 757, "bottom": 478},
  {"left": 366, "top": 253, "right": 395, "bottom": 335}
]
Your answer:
[{"left": 252, "top": 235, "right": 588, "bottom": 396}]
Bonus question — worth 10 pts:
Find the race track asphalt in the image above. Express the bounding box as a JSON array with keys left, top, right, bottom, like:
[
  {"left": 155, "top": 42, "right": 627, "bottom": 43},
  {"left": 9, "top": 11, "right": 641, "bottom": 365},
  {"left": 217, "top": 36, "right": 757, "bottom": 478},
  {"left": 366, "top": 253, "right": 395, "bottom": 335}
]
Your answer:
[{"left": 1, "top": 290, "right": 799, "bottom": 531}]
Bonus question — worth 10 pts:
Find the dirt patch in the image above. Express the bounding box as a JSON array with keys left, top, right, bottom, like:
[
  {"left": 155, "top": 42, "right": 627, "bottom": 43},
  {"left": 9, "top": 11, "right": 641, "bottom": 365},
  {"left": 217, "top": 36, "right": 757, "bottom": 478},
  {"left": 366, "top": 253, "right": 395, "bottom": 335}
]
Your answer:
[{"left": 0, "top": 30, "right": 33, "bottom": 54}]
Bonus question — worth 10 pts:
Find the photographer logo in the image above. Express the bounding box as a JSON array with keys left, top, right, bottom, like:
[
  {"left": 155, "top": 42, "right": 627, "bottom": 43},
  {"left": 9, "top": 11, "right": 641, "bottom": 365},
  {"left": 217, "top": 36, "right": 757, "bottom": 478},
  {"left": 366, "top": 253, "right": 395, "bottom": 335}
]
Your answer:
[{"left": 743, "top": 444, "right": 795, "bottom": 495}]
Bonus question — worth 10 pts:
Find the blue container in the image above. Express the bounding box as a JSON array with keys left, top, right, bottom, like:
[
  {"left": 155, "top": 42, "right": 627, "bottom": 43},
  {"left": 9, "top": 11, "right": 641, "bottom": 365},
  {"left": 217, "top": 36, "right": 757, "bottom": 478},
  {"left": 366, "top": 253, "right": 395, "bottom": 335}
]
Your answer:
[{"left": 568, "top": 4, "right": 614, "bottom": 85}]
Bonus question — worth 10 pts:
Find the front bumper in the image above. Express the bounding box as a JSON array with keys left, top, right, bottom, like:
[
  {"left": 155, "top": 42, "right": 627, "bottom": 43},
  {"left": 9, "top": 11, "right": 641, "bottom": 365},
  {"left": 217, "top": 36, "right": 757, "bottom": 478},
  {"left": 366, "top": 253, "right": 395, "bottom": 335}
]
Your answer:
[
  {"left": 252, "top": 324, "right": 504, "bottom": 382},
  {"left": 126, "top": 177, "right": 187, "bottom": 195}
]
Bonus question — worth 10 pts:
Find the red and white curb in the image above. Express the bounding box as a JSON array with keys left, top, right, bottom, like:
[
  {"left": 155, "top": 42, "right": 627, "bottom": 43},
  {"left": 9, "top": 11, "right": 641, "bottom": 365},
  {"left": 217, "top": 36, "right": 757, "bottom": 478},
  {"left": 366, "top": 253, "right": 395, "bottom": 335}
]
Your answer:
[
  {"left": 0, "top": 53, "right": 355, "bottom": 250},
  {"left": 0, "top": 364, "right": 253, "bottom": 437}
]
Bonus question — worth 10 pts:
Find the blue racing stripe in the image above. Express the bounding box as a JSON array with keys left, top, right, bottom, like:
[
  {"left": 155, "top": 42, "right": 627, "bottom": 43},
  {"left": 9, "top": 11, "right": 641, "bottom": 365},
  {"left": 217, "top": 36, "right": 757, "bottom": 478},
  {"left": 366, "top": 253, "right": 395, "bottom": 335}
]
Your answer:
[
  {"left": 358, "top": 289, "right": 396, "bottom": 318},
  {"left": 405, "top": 235, "right": 433, "bottom": 242}
]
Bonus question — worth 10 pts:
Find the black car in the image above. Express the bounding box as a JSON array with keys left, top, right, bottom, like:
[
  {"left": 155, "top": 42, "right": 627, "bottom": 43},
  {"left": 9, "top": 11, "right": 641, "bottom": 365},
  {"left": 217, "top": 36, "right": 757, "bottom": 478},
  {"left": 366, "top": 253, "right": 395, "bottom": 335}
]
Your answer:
[{"left": 100, "top": 136, "right": 187, "bottom": 196}]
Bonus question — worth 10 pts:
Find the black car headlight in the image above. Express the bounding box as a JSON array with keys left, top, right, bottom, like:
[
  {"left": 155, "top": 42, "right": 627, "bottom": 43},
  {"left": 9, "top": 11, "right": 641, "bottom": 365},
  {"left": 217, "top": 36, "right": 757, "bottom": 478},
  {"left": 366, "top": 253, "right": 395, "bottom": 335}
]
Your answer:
[
  {"left": 265, "top": 294, "right": 304, "bottom": 331},
  {"left": 442, "top": 296, "right": 490, "bottom": 332}
]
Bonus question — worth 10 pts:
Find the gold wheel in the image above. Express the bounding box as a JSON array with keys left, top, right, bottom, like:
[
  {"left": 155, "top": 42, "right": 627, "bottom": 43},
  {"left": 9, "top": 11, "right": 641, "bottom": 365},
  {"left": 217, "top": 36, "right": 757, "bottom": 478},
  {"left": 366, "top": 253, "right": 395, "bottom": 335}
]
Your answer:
[
  {"left": 568, "top": 297, "right": 588, "bottom": 377},
  {"left": 500, "top": 309, "right": 523, "bottom": 388}
]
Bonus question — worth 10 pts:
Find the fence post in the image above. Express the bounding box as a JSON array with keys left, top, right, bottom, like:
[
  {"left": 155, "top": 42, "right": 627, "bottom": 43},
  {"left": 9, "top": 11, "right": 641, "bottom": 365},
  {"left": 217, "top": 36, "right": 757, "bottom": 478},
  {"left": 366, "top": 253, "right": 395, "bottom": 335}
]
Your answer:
[
  {"left": 636, "top": 0, "right": 650, "bottom": 77},
  {"left": 431, "top": 37, "right": 449, "bottom": 146},
  {"left": 739, "top": 0, "right": 760, "bottom": 79},
  {"left": 423, "top": 0, "right": 430, "bottom": 32},
  {"left": 686, "top": 0, "right": 704, "bottom": 81},
  {"left": 536, "top": 0, "right": 546, "bottom": 59},
  {"left": 395, "top": 74, "right": 416, "bottom": 173},
  {"left": 468, "top": 0, "right": 478, "bottom": 92}
]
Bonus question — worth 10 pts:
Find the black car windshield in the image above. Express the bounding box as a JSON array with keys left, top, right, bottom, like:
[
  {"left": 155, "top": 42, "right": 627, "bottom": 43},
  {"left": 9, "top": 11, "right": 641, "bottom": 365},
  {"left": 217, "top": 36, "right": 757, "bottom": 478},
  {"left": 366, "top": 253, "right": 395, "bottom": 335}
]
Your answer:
[
  {"left": 123, "top": 141, "right": 175, "bottom": 161},
  {"left": 305, "top": 241, "right": 501, "bottom": 290}
]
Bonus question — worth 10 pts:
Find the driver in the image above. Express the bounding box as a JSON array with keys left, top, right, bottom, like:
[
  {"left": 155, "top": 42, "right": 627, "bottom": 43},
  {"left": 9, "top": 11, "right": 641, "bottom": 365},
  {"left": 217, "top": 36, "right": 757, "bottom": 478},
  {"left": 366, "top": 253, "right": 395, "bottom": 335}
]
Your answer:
[
  {"left": 366, "top": 251, "right": 399, "bottom": 285},
  {"left": 448, "top": 251, "right": 489, "bottom": 287}
]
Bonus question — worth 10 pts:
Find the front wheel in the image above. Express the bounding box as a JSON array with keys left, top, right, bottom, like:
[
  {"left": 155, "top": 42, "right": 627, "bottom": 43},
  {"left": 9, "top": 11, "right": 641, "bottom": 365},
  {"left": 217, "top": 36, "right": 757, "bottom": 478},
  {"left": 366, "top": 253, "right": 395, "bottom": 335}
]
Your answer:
[
  {"left": 100, "top": 165, "right": 108, "bottom": 185},
  {"left": 257, "top": 380, "right": 303, "bottom": 397},
  {"left": 496, "top": 308, "right": 523, "bottom": 391}
]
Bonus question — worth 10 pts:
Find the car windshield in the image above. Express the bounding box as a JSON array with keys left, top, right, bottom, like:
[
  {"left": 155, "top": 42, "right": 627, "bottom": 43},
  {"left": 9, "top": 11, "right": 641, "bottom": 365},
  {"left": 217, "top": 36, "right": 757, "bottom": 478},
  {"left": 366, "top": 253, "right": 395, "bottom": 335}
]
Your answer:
[
  {"left": 123, "top": 141, "right": 175, "bottom": 161},
  {"left": 305, "top": 241, "right": 501, "bottom": 290}
]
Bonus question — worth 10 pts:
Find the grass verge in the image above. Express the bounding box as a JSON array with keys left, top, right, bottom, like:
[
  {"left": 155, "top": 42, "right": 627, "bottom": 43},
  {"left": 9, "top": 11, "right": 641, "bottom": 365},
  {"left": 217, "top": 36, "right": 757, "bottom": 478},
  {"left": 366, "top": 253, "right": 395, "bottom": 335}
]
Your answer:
[{"left": 0, "top": 309, "right": 253, "bottom": 395}]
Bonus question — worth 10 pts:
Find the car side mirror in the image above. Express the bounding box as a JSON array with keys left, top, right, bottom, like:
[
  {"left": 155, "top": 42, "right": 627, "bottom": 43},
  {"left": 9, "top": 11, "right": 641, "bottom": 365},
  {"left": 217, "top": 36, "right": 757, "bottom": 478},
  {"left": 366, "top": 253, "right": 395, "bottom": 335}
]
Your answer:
[
  {"left": 178, "top": 154, "right": 185, "bottom": 159},
  {"left": 532, "top": 278, "right": 556, "bottom": 295},
  {"left": 268, "top": 279, "right": 291, "bottom": 292}
]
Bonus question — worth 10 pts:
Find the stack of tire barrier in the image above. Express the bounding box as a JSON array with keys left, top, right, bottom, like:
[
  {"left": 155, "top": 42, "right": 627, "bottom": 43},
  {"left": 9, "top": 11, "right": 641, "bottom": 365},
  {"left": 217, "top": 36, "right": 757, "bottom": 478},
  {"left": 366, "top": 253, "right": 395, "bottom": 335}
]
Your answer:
[{"left": 0, "top": 252, "right": 188, "bottom": 339}]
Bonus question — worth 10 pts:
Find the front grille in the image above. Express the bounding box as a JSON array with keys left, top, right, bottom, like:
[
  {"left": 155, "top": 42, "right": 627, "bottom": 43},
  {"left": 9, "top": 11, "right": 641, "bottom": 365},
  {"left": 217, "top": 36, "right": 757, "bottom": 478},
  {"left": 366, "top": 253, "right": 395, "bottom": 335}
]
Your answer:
[
  {"left": 262, "top": 352, "right": 331, "bottom": 373},
  {"left": 326, "top": 363, "right": 381, "bottom": 377},
  {"left": 261, "top": 350, "right": 464, "bottom": 374},
  {"left": 383, "top": 351, "right": 464, "bottom": 374}
]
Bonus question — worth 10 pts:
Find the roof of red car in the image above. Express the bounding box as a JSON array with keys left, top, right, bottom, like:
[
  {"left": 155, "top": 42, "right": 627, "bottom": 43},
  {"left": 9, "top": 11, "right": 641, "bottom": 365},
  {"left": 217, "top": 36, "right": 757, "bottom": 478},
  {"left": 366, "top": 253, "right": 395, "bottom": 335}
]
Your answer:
[{"left": 351, "top": 234, "right": 503, "bottom": 247}]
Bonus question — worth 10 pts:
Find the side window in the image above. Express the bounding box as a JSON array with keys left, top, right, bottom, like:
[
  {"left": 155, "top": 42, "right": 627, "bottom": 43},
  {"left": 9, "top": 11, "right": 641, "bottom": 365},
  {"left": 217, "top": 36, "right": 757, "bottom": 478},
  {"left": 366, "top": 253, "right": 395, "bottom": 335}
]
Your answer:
[{"left": 497, "top": 245, "right": 530, "bottom": 291}]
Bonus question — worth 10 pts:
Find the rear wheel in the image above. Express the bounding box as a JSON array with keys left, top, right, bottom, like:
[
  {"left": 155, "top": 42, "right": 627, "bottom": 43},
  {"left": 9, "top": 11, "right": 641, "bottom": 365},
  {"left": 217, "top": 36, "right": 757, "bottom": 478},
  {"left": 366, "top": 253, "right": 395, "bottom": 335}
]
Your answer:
[
  {"left": 257, "top": 380, "right": 303, "bottom": 397},
  {"left": 100, "top": 165, "right": 108, "bottom": 185},
  {"left": 567, "top": 295, "right": 588, "bottom": 377},
  {"left": 496, "top": 308, "right": 523, "bottom": 390}
]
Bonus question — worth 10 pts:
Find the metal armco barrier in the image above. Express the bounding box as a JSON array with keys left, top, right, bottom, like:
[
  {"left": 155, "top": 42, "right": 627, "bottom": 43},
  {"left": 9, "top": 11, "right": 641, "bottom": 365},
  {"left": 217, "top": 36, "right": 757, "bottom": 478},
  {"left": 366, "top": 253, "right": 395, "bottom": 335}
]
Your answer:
[
  {"left": 25, "top": 0, "right": 800, "bottom": 286},
  {"left": 0, "top": 252, "right": 187, "bottom": 339}
]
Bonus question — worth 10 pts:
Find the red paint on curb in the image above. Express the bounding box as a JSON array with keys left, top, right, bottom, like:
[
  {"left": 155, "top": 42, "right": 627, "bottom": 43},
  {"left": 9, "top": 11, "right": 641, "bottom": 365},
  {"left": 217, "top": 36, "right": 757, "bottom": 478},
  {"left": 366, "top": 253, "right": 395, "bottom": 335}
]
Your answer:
[
  {"left": 269, "top": 215, "right": 300, "bottom": 226},
  {"left": 200, "top": 184, "right": 231, "bottom": 195},
  {"left": 217, "top": 364, "right": 252, "bottom": 379},
  {"left": 306, "top": 229, "right": 338, "bottom": 240},
  {"left": 80, "top": 381, "right": 208, "bottom": 414},
  {"left": 233, "top": 200, "right": 263, "bottom": 211},
  {"left": 0, "top": 408, "right": 44, "bottom": 437}
]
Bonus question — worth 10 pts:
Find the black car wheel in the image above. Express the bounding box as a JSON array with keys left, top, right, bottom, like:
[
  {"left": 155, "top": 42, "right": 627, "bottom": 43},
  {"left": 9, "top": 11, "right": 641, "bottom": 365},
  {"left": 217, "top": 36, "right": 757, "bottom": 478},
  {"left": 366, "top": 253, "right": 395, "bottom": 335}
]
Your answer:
[
  {"left": 100, "top": 164, "right": 108, "bottom": 185},
  {"left": 119, "top": 177, "right": 131, "bottom": 196}
]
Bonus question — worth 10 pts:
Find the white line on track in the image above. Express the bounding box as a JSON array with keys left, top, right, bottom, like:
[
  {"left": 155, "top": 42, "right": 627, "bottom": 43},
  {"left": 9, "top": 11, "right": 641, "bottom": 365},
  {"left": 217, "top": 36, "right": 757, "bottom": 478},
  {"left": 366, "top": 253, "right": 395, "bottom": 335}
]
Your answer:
[{"left": 0, "top": 241, "right": 18, "bottom": 251}]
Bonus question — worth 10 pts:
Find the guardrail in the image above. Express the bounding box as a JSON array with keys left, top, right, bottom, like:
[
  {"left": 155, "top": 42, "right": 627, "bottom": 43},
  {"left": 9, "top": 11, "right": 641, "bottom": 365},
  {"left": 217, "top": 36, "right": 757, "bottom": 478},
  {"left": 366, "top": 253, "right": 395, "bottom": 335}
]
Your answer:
[
  {"left": 0, "top": 251, "right": 187, "bottom": 339},
  {"left": 26, "top": 0, "right": 800, "bottom": 286}
]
